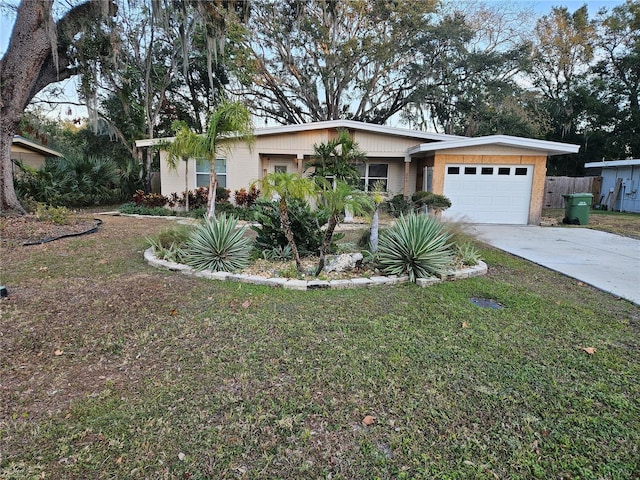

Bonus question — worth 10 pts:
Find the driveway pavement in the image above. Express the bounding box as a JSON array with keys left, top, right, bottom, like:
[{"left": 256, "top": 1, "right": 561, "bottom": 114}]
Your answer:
[{"left": 468, "top": 225, "right": 640, "bottom": 306}]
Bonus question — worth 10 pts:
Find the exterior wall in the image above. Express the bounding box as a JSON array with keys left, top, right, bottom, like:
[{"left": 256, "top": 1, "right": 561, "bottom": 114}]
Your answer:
[
  {"left": 159, "top": 128, "right": 431, "bottom": 198},
  {"left": 430, "top": 153, "right": 547, "bottom": 225},
  {"left": 354, "top": 131, "right": 425, "bottom": 156},
  {"left": 257, "top": 129, "right": 329, "bottom": 155},
  {"left": 600, "top": 166, "right": 640, "bottom": 213},
  {"left": 10, "top": 146, "right": 47, "bottom": 170}
]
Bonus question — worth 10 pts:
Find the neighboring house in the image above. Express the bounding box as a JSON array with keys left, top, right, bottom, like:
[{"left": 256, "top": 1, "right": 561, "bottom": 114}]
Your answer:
[
  {"left": 584, "top": 159, "right": 640, "bottom": 213},
  {"left": 136, "top": 120, "right": 579, "bottom": 225},
  {"left": 11, "top": 135, "right": 63, "bottom": 171}
]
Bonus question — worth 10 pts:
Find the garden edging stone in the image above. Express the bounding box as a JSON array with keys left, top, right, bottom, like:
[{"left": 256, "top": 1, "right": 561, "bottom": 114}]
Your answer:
[{"left": 144, "top": 248, "right": 487, "bottom": 290}]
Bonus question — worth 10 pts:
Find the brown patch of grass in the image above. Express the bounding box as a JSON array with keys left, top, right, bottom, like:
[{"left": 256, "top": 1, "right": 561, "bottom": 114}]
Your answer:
[{"left": 543, "top": 208, "right": 640, "bottom": 239}]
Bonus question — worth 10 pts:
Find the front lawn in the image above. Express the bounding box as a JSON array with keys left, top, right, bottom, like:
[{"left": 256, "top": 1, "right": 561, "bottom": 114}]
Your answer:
[{"left": 1, "top": 216, "right": 638, "bottom": 479}]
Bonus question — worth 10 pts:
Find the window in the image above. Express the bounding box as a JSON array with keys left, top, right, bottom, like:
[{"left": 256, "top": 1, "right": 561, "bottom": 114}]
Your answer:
[
  {"left": 464, "top": 167, "right": 477, "bottom": 175},
  {"left": 355, "top": 163, "right": 388, "bottom": 191},
  {"left": 481, "top": 167, "right": 494, "bottom": 175},
  {"left": 447, "top": 166, "right": 460, "bottom": 174},
  {"left": 195, "top": 158, "right": 227, "bottom": 188},
  {"left": 274, "top": 165, "right": 287, "bottom": 173},
  {"left": 515, "top": 167, "right": 528, "bottom": 176},
  {"left": 195, "top": 158, "right": 209, "bottom": 188},
  {"left": 498, "top": 167, "right": 510, "bottom": 175}
]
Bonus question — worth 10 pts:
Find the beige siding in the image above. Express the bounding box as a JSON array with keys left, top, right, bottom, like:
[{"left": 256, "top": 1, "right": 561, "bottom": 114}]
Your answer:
[
  {"left": 11, "top": 151, "right": 46, "bottom": 170},
  {"left": 159, "top": 151, "right": 187, "bottom": 195},
  {"left": 354, "top": 131, "right": 424, "bottom": 156},
  {"left": 257, "top": 130, "right": 328, "bottom": 154},
  {"left": 226, "top": 144, "right": 261, "bottom": 191},
  {"left": 386, "top": 161, "right": 406, "bottom": 194}
]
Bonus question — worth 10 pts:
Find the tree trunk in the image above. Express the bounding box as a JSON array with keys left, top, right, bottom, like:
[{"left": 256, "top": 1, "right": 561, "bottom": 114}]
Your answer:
[
  {"left": 0, "top": 122, "right": 26, "bottom": 215},
  {"left": 206, "top": 170, "right": 218, "bottom": 220},
  {"left": 279, "top": 198, "right": 303, "bottom": 272},
  {"left": 370, "top": 207, "right": 379, "bottom": 252},
  {"left": 315, "top": 213, "right": 339, "bottom": 276},
  {"left": 184, "top": 159, "right": 190, "bottom": 212},
  {"left": 0, "top": 0, "right": 114, "bottom": 215}
]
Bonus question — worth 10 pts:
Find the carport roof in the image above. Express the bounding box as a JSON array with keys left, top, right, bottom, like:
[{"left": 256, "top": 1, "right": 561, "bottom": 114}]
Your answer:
[
  {"left": 584, "top": 159, "right": 640, "bottom": 168},
  {"left": 407, "top": 135, "right": 580, "bottom": 156}
]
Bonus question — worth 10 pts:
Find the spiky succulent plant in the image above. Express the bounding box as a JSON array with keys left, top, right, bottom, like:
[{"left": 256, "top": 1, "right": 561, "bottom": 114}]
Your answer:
[
  {"left": 377, "top": 213, "right": 454, "bottom": 282},
  {"left": 185, "top": 213, "right": 251, "bottom": 272}
]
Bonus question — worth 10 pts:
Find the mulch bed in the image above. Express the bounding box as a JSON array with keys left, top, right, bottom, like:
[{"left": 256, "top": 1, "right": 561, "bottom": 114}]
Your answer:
[{"left": 0, "top": 215, "right": 101, "bottom": 247}]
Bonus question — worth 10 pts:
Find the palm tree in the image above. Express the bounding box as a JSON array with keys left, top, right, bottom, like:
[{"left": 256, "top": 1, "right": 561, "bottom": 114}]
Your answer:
[
  {"left": 253, "top": 172, "right": 317, "bottom": 272},
  {"left": 165, "top": 121, "right": 202, "bottom": 212},
  {"left": 307, "top": 129, "right": 365, "bottom": 187},
  {"left": 315, "top": 180, "right": 373, "bottom": 276},
  {"left": 163, "top": 102, "right": 253, "bottom": 219},
  {"left": 203, "top": 101, "right": 254, "bottom": 219},
  {"left": 369, "top": 180, "right": 386, "bottom": 253}
]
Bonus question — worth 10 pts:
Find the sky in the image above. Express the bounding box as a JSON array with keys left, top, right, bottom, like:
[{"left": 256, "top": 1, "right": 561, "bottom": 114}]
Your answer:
[{"left": 0, "top": 0, "right": 628, "bottom": 121}]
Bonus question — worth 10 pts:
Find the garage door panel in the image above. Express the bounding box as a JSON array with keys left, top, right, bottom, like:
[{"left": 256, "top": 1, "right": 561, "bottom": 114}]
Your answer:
[{"left": 442, "top": 164, "right": 532, "bottom": 224}]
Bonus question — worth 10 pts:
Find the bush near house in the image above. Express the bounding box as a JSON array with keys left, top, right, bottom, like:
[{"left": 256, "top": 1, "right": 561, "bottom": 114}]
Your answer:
[{"left": 251, "top": 198, "right": 333, "bottom": 257}]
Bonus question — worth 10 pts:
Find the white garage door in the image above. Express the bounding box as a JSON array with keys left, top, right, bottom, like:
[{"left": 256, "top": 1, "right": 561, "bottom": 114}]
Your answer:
[{"left": 442, "top": 164, "right": 533, "bottom": 224}]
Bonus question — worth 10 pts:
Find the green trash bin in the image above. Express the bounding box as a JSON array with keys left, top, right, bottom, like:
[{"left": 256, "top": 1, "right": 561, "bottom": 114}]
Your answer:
[{"left": 562, "top": 193, "right": 593, "bottom": 225}]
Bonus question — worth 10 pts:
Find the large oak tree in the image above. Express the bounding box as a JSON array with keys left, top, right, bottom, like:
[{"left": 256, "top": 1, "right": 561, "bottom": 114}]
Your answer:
[{"left": 0, "top": 0, "right": 116, "bottom": 215}]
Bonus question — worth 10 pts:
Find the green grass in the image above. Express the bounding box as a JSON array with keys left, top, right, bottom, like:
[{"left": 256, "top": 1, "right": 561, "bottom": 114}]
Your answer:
[{"left": 1, "top": 219, "right": 639, "bottom": 479}]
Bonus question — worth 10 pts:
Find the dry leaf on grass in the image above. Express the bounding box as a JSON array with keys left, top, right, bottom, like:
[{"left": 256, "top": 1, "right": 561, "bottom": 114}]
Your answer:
[
  {"left": 581, "top": 347, "right": 596, "bottom": 355},
  {"left": 54, "top": 349, "right": 64, "bottom": 356},
  {"left": 462, "top": 321, "right": 469, "bottom": 328},
  {"left": 242, "top": 300, "right": 252, "bottom": 309},
  {"left": 362, "top": 415, "right": 376, "bottom": 426}
]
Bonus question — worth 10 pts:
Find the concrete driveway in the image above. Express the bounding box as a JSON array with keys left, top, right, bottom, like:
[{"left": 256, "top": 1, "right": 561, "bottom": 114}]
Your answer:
[{"left": 468, "top": 225, "right": 640, "bottom": 306}]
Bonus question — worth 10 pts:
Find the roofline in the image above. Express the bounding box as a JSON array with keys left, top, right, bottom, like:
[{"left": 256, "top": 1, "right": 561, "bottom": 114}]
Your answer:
[
  {"left": 253, "top": 119, "right": 465, "bottom": 142},
  {"left": 584, "top": 159, "right": 640, "bottom": 168},
  {"left": 407, "top": 135, "right": 580, "bottom": 156},
  {"left": 135, "top": 120, "right": 465, "bottom": 148},
  {"left": 12, "top": 135, "right": 63, "bottom": 158}
]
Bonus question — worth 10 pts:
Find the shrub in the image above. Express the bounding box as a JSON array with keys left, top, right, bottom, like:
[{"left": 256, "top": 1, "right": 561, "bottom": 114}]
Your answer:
[
  {"left": 184, "top": 213, "right": 252, "bottom": 272},
  {"left": 216, "top": 187, "right": 231, "bottom": 203},
  {"left": 146, "top": 225, "right": 194, "bottom": 264},
  {"left": 119, "top": 203, "right": 175, "bottom": 216},
  {"left": 167, "top": 187, "right": 209, "bottom": 210},
  {"left": 411, "top": 191, "right": 451, "bottom": 213},
  {"left": 455, "top": 242, "right": 481, "bottom": 266},
  {"left": 35, "top": 204, "right": 73, "bottom": 225},
  {"left": 234, "top": 185, "right": 260, "bottom": 208},
  {"left": 262, "top": 244, "right": 293, "bottom": 261},
  {"left": 132, "top": 190, "right": 168, "bottom": 208},
  {"left": 14, "top": 155, "right": 122, "bottom": 207},
  {"left": 251, "top": 198, "right": 329, "bottom": 257},
  {"left": 384, "top": 194, "right": 412, "bottom": 218},
  {"left": 377, "top": 213, "right": 454, "bottom": 282}
]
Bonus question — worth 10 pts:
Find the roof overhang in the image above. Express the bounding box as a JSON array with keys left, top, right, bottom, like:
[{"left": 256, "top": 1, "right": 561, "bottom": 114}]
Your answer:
[
  {"left": 407, "top": 135, "right": 580, "bottom": 157},
  {"left": 584, "top": 159, "right": 640, "bottom": 168},
  {"left": 135, "top": 120, "right": 465, "bottom": 148},
  {"left": 253, "top": 119, "right": 465, "bottom": 142},
  {"left": 12, "top": 135, "right": 63, "bottom": 157}
]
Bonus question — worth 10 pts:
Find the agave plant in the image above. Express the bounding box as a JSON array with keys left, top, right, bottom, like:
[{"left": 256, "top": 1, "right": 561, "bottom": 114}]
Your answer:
[
  {"left": 185, "top": 213, "right": 252, "bottom": 272},
  {"left": 377, "top": 213, "right": 454, "bottom": 282}
]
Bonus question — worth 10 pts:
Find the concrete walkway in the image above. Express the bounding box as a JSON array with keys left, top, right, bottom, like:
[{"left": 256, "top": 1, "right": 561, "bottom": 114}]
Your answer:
[{"left": 469, "top": 225, "right": 640, "bottom": 306}]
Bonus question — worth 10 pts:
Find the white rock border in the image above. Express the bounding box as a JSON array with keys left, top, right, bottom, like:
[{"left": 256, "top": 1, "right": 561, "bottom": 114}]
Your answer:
[{"left": 145, "top": 248, "right": 487, "bottom": 290}]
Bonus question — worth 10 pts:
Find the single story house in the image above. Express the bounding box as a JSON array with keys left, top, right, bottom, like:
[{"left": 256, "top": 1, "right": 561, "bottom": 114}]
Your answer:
[
  {"left": 136, "top": 120, "right": 579, "bottom": 225},
  {"left": 584, "top": 159, "right": 640, "bottom": 213},
  {"left": 11, "top": 135, "right": 63, "bottom": 171}
]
